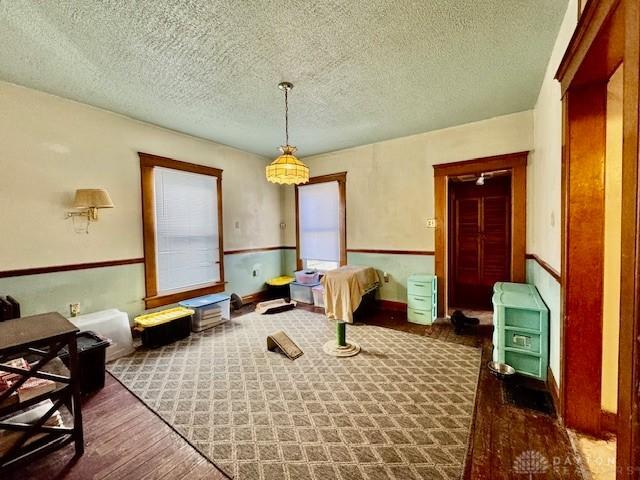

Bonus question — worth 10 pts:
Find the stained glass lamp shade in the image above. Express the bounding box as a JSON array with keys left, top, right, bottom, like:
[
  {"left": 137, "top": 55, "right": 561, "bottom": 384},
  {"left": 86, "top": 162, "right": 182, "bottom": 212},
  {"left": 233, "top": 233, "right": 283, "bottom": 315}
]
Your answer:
[
  {"left": 266, "top": 145, "right": 309, "bottom": 185},
  {"left": 266, "top": 82, "right": 309, "bottom": 185}
]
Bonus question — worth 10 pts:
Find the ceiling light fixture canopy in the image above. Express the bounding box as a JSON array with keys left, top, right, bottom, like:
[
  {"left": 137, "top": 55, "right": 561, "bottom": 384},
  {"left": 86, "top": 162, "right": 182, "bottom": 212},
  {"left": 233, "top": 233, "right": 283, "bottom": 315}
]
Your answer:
[{"left": 266, "top": 82, "right": 309, "bottom": 185}]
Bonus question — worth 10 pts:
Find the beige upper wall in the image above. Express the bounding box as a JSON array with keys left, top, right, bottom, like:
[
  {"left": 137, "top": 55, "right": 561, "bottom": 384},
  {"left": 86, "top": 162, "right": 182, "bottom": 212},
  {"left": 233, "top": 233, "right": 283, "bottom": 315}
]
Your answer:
[
  {"left": 527, "top": 0, "right": 578, "bottom": 272},
  {"left": 0, "top": 81, "right": 282, "bottom": 270},
  {"left": 283, "top": 111, "right": 534, "bottom": 249},
  {"left": 526, "top": 0, "right": 577, "bottom": 389},
  {"left": 1, "top": 79, "right": 533, "bottom": 271}
]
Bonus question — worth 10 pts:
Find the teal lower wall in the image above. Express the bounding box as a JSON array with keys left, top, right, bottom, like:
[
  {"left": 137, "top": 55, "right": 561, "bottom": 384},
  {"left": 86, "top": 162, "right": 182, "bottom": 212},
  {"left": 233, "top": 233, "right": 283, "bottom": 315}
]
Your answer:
[
  {"left": 526, "top": 258, "right": 561, "bottom": 386},
  {"left": 223, "top": 250, "right": 285, "bottom": 297},
  {"left": 0, "top": 249, "right": 286, "bottom": 322},
  {"left": 282, "top": 250, "right": 435, "bottom": 303},
  {"left": 2, "top": 249, "right": 433, "bottom": 322},
  {"left": 282, "top": 248, "right": 297, "bottom": 276},
  {"left": 347, "top": 252, "right": 435, "bottom": 303},
  {"left": 0, "top": 264, "right": 146, "bottom": 319}
]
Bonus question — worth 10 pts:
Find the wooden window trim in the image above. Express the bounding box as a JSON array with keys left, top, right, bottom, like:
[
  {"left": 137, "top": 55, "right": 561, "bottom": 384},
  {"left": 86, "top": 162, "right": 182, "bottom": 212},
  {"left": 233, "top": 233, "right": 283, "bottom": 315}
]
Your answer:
[
  {"left": 295, "top": 172, "right": 347, "bottom": 271},
  {"left": 139, "top": 152, "right": 225, "bottom": 309}
]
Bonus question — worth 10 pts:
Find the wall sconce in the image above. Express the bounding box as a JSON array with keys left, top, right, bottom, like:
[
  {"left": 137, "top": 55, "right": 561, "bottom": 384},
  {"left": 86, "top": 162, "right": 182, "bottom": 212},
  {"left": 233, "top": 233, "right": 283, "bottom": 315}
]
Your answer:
[{"left": 67, "top": 189, "right": 114, "bottom": 233}]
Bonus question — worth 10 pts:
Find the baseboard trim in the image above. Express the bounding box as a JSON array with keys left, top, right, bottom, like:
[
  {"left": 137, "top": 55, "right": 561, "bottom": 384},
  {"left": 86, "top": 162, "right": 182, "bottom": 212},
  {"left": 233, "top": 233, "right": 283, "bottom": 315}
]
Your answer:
[
  {"left": 377, "top": 300, "right": 408, "bottom": 312},
  {"left": 242, "top": 294, "right": 410, "bottom": 313},
  {"left": 601, "top": 410, "right": 617, "bottom": 433},
  {"left": 547, "top": 364, "right": 618, "bottom": 436},
  {"left": 547, "top": 366, "right": 562, "bottom": 419},
  {"left": 241, "top": 290, "right": 270, "bottom": 304}
]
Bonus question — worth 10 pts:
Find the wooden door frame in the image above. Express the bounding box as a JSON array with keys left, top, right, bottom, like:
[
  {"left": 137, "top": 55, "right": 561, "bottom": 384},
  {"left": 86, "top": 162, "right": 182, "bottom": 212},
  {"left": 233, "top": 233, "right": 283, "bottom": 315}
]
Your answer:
[
  {"left": 561, "top": 82, "right": 608, "bottom": 435},
  {"left": 556, "top": 0, "right": 640, "bottom": 474},
  {"left": 433, "top": 152, "right": 528, "bottom": 317},
  {"left": 295, "top": 172, "right": 347, "bottom": 271}
]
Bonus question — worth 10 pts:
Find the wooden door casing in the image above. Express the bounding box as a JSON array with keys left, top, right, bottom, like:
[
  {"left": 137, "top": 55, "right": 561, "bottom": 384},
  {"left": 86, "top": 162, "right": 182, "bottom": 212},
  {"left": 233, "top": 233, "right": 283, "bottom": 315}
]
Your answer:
[
  {"left": 555, "top": 5, "right": 640, "bottom": 470},
  {"left": 434, "top": 152, "right": 528, "bottom": 318}
]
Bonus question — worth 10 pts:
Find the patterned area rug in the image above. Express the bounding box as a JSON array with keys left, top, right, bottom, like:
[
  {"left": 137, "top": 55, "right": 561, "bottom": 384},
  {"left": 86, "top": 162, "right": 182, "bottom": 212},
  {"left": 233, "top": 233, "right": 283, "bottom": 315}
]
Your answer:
[{"left": 108, "top": 309, "right": 481, "bottom": 480}]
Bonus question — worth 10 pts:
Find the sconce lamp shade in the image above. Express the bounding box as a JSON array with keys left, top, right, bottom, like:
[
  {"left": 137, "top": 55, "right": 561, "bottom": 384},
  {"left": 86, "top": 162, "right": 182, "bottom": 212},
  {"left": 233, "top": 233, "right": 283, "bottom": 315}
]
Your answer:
[
  {"left": 72, "top": 189, "right": 114, "bottom": 209},
  {"left": 266, "top": 146, "right": 309, "bottom": 185}
]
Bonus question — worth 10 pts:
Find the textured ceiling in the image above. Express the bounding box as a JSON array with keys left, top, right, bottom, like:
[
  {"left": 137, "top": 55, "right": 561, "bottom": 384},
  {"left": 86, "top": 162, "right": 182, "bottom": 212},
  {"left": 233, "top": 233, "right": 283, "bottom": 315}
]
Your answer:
[{"left": 0, "top": 1, "right": 568, "bottom": 157}]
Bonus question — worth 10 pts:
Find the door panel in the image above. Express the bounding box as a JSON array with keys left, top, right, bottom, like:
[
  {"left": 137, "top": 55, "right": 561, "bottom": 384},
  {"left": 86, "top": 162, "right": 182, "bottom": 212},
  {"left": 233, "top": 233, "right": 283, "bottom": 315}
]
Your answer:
[
  {"left": 456, "top": 198, "right": 481, "bottom": 285},
  {"left": 482, "top": 195, "right": 511, "bottom": 284},
  {"left": 449, "top": 176, "right": 511, "bottom": 309}
]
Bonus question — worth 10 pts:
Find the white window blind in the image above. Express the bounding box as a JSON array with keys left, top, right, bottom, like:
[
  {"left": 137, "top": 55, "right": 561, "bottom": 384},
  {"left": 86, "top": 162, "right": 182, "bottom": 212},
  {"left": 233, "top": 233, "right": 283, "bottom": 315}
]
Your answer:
[
  {"left": 298, "top": 181, "right": 340, "bottom": 268},
  {"left": 154, "top": 167, "right": 220, "bottom": 293}
]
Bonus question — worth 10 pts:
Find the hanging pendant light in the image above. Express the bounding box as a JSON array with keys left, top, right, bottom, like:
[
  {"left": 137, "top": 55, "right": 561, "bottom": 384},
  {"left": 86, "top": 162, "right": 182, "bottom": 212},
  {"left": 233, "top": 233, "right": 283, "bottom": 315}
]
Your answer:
[{"left": 266, "top": 82, "right": 309, "bottom": 185}]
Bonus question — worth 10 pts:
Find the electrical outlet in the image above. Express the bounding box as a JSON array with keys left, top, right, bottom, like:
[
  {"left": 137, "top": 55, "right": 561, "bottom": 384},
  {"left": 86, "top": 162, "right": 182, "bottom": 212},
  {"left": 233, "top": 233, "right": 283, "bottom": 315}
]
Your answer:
[
  {"left": 280, "top": 222, "right": 286, "bottom": 230},
  {"left": 234, "top": 221, "right": 240, "bottom": 229},
  {"left": 426, "top": 218, "right": 437, "bottom": 228},
  {"left": 70, "top": 303, "right": 80, "bottom": 317}
]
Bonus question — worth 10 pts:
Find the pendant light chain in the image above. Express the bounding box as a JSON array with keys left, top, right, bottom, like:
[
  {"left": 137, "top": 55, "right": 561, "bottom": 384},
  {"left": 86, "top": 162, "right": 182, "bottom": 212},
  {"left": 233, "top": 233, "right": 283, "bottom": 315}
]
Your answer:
[
  {"left": 266, "top": 81, "right": 308, "bottom": 185},
  {"left": 284, "top": 87, "right": 289, "bottom": 146}
]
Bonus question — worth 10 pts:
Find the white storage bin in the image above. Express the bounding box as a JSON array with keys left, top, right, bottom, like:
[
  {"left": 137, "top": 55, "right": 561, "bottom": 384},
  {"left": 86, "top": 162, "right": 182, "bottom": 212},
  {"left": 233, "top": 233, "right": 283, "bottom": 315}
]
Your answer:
[
  {"left": 294, "top": 270, "right": 320, "bottom": 285},
  {"left": 290, "top": 282, "right": 319, "bottom": 304},
  {"left": 68, "top": 309, "right": 134, "bottom": 361},
  {"left": 312, "top": 285, "right": 325, "bottom": 308},
  {"left": 179, "top": 293, "right": 231, "bottom": 331}
]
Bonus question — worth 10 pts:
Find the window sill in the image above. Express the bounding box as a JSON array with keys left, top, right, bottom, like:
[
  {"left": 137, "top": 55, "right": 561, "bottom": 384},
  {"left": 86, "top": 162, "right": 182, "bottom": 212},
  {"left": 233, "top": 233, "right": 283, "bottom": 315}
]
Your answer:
[{"left": 144, "top": 282, "right": 225, "bottom": 309}]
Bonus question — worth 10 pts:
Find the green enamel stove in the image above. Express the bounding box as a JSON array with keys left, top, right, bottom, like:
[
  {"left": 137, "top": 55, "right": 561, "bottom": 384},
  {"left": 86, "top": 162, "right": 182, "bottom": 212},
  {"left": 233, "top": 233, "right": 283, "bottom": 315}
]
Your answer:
[{"left": 492, "top": 282, "right": 549, "bottom": 381}]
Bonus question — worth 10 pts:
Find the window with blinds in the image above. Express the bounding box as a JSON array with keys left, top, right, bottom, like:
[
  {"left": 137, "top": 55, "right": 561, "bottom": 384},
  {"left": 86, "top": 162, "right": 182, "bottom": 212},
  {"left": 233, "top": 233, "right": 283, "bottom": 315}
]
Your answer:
[
  {"left": 298, "top": 180, "right": 341, "bottom": 271},
  {"left": 153, "top": 167, "right": 221, "bottom": 293}
]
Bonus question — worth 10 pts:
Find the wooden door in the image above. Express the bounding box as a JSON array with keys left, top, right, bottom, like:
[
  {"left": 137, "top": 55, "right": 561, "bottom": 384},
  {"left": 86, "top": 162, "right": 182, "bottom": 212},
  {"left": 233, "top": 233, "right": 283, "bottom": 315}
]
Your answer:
[{"left": 449, "top": 176, "right": 511, "bottom": 309}]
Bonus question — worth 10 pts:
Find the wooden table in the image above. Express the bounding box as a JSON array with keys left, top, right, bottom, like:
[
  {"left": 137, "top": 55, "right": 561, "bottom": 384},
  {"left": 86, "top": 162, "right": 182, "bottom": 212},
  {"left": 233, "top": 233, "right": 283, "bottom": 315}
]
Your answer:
[{"left": 0, "top": 312, "right": 83, "bottom": 472}]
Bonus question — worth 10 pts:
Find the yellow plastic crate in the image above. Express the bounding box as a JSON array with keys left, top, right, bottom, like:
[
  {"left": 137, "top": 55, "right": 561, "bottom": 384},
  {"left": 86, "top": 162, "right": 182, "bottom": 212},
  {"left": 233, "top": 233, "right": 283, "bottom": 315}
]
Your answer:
[
  {"left": 266, "top": 275, "right": 295, "bottom": 287},
  {"left": 134, "top": 307, "right": 194, "bottom": 330}
]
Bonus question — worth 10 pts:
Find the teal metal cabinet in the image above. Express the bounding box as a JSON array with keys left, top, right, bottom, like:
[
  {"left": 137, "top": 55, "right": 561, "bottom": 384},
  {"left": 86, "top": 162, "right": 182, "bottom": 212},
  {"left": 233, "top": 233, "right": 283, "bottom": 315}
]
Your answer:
[
  {"left": 492, "top": 282, "right": 549, "bottom": 381},
  {"left": 407, "top": 274, "right": 437, "bottom": 325}
]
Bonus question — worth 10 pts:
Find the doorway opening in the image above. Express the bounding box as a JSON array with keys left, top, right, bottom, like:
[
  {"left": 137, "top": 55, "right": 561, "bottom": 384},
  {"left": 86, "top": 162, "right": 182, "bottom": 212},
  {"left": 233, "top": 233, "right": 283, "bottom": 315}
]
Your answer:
[
  {"left": 448, "top": 171, "right": 512, "bottom": 310},
  {"left": 433, "top": 152, "right": 527, "bottom": 318},
  {"left": 555, "top": 0, "right": 640, "bottom": 475}
]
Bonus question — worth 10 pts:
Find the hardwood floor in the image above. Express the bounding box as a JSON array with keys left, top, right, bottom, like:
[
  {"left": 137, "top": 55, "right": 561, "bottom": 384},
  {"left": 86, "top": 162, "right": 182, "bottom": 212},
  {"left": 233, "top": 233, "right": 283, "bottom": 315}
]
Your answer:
[
  {"left": 354, "top": 307, "right": 584, "bottom": 479},
  {"left": 464, "top": 342, "right": 584, "bottom": 479},
  {"left": 3, "top": 375, "right": 228, "bottom": 480},
  {"left": 4, "top": 303, "right": 582, "bottom": 479}
]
